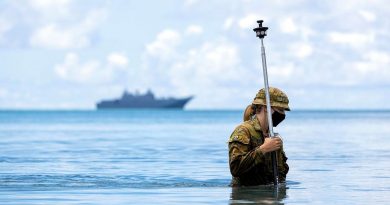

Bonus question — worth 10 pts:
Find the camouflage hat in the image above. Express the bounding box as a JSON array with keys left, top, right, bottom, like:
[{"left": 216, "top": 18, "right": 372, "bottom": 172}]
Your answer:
[{"left": 252, "top": 87, "right": 290, "bottom": 111}]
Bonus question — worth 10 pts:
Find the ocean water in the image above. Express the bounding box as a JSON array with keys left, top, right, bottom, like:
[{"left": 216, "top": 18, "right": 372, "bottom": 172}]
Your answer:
[{"left": 0, "top": 110, "right": 389, "bottom": 204}]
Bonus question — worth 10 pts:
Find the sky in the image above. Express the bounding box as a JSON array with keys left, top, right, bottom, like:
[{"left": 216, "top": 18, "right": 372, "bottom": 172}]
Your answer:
[{"left": 0, "top": 0, "right": 389, "bottom": 110}]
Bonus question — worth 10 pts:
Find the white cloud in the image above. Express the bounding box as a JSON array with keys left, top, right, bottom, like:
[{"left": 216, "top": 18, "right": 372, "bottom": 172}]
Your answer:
[
  {"left": 168, "top": 40, "right": 248, "bottom": 107},
  {"left": 81, "top": 9, "right": 107, "bottom": 31},
  {"left": 289, "top": 42, "right": 313, "bottom": 59},
  {"left": 171, "top": 40, "right": 241, "bottom": 82},
  {"left": 300, "top": 27, "right": 316, "bottom": 40},
  {"left": 29, "top": 0, "right": 71, "bottom": 16},
  {"left": 366, "top": 51, "right": 390, "bottom": 64},
  {"left": 29, "top": 0, "right": 70, "bottom": 9},
  {"left": 336, "top": 50, "right": 390, "bottom": 86},
  {"left": 30, "top": 24, "right": 88, "bottom": 49},
  {"left": 2, "top": 0, "right": 390, "bottom": 109},
  {"left": 358, "top": 10, "right": 376, "bottom": 22},
  {"left": 55, "top": 52, "right": 100, "bottom": 82},
  {"left": 353, "top": 51, "right": 390, "bottom": 74},
  {"left": 186, "top": 25, "right": 203, "bottom": 35},
  {"left": 0, "top": 18, "right": 12, "bottom": 43},
  {"left": 143, "top": 28, "right": 250, "bottom": 107},
  {"left": 328, "top": 31, "right": 375, "bottom": 48},
  {"left": 0, "top": 88, "right": 8, "bottom": 98},
  {"left": 55, "top": 52, "right": 129, "bottom": 84},
  {"left": 0, "top": 18, "right": 12, "bottom": 34},
  {"left": 238, "top": 14, "right": 262, "bottom": 29},
  {"left": 30, "top": 9, "right": 106, "bottom": 49},
  {"left": 279, "top": 17, "right": 297, "bottom": 34},
  {"left": 145, "top": 29, "right": 181, "bottom": 60},
  {"left": 268, "top": 63, "right": 297, "bottom": 81},
  {"left": 107, "top": 52, "right": 129, "bottom": 68},
  {"left": 223, "top": 17, "right": 234, "bottom": 30},
  {"left": 184, "top": 0, "right": 199, "bottom": 7},
  {"left": 0, "top": 0, "right": 107, "bottom": 49}
]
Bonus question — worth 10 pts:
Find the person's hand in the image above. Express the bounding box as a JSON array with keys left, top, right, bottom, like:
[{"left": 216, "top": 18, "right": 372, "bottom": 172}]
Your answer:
[{"left": 259, "top": 137, "right": 282, "bottom": 154}]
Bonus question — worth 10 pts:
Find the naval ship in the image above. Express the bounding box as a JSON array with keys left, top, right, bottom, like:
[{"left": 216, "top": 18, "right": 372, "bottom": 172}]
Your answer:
[{"left": 96, "top": 90, "right": 193, "bottom": 109}]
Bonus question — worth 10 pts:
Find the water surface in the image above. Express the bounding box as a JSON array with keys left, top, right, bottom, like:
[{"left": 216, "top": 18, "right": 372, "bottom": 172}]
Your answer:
[{"left": 0, "top": 110, "right": 389, "bottom": 204}]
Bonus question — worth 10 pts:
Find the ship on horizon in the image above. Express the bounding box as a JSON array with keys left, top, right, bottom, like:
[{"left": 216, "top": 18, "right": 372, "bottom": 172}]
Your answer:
[{"left": 96, "top": 90, "right": 193, "bottom": 109}]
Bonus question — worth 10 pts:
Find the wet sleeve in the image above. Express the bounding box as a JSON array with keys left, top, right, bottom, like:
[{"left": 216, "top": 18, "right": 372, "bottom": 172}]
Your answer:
[
  {"left": 228, "top": 126, "right": 266, "bottom": 177},
  {"left": 277, "top": 148, "right": 289, "bottom": 182}
]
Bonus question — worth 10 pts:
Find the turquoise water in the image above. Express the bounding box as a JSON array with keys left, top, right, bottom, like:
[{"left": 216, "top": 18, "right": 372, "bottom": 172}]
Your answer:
[{"left": 0, "top": 110, "right": 389, "bottom": 204}]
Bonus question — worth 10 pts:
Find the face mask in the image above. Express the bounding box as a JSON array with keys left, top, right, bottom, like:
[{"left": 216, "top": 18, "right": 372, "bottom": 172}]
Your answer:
[{"left": 272, "top": 111, "right": 285, "bottom": 127}]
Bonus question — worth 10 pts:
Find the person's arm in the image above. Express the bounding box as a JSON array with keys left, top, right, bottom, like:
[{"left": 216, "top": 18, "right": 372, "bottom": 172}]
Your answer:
[
  {"left": 277, "top": 149, "right": 289, "bottom": 182},
  {"left": 228, "top": 126, "right": 266, "bottom": 177}
]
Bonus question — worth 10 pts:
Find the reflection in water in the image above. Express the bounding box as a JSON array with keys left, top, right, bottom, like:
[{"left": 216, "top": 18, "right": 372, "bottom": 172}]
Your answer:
[{"left": 230, "top": 183, "right": 287, "bottom": 205}]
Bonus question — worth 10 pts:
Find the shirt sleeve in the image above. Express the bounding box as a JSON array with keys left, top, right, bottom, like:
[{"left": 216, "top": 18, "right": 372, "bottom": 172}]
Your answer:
[
  {"left": 277, "top": 148, "right": 289, "bottom": 182},
  {"left": 228, "top": 126, "right": 266, "bottom": 177}
]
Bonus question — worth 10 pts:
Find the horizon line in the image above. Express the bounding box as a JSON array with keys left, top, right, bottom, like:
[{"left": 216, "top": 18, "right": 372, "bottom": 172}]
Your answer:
[{"left": 1, "top": 108, "right": 390, "bottom": 112}]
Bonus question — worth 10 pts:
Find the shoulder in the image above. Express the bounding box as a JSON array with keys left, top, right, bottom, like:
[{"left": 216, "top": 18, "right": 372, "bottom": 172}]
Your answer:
[{"left": 228, "top": 123, "right": 252, "bottom": 144}]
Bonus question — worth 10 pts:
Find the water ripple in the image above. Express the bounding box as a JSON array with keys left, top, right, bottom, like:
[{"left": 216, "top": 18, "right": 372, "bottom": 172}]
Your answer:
[{"left": 0, "top": 174, "right": 231, "bottom": 190}]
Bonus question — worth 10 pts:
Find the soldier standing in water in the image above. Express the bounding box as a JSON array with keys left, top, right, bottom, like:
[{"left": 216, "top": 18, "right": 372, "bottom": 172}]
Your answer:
[{"left": 228, "top": 87, "right": 290, "bottom": 186}]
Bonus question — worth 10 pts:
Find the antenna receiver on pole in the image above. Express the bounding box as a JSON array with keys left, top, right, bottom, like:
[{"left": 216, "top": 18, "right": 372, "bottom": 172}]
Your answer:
[{"left": 253, "top": 20, "right": 268, "bottom": 39}]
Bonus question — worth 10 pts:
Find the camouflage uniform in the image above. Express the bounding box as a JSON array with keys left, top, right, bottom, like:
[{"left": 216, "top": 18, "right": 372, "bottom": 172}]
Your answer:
[{"left": 228, "top": 87, "right": 290, "bottom": 186}]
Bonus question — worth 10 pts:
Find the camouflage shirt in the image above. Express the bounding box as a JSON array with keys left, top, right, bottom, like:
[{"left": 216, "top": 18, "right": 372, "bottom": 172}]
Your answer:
[{"left": 228, "top": 117, "right": 289, "bottom": 186}]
